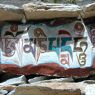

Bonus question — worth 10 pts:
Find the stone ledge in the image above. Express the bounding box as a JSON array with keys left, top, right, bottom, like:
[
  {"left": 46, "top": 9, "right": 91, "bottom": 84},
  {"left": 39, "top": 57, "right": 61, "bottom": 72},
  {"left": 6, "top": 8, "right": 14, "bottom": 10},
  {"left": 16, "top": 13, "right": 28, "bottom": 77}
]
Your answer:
[{"left": 0, "top": 2, "right": 95, "bottom": 21}]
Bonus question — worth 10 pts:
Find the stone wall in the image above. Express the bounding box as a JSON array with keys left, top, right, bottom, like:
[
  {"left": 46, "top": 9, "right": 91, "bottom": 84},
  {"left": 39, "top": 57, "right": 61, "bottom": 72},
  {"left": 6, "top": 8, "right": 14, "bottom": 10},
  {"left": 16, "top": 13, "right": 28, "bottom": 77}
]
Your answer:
[{"left": 0, "top": 0, "right": 95, "bottom": 6}]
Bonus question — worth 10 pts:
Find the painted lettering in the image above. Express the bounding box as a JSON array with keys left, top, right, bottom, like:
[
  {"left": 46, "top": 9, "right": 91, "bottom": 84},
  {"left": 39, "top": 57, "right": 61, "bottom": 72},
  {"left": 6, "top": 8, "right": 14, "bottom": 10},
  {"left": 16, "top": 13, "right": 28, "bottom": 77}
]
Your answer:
[
  {"left": 48, "top": 38, "right": 60, "bottom": 55},
  {"left": 60, "top": 52, "right": 70, "bottom": 65}
]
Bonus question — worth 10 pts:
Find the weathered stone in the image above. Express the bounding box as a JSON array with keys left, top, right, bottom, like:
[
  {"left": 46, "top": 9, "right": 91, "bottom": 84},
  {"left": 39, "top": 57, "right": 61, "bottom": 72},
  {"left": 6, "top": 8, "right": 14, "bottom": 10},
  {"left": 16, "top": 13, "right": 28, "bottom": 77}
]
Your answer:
[
  {"left": 0, "top": 0, "right": 95, "bottom": 6},
  {"left": 28, "top": 76, "right": 50, "bottom": 83},
  {"left": 81, "top": 3, "right": 95, "bottom": 18},
  {"left": 0, "top": 4, "right": 23, "bottom": 21},
  {"left": 22, "top": 2, "right": 95, "bottom": 20},
  {"left": 0, "top": 89, "right": 8, "bottom": 95},
  {"left": 8, "top": 90, "right": 16, "bottom": 95},
  {"left": 28, "top": 77, "right": 74, "bottom": 83},
  {"left": 0, "top": 85, "right": 16, "bottom": 91},
  {"left": 7, "top": 78, "right": 95, "bottom": 95},
  {"left": 30, "top": 81, "right": 86, "bottom": 94},
  {"left": 8, "top": 85, "right": 81, "bottom": 95},
  {"left": 0, "top": 73, "right": 20, "bottom": 83},
  {"left": 0, "top": 75, "right": 27, "bottom": 86},
  {"left": 7, "top": 78, "right": 88, "bottom": 95},
  {"left": 0, "top": 2, "right": 94, "bottom": 21},
  {"left": 83, "top": 80, "right": 95, "bottom": 84},
  {"left": 22, "top": 2, "right": 81, "bottom": 20}
]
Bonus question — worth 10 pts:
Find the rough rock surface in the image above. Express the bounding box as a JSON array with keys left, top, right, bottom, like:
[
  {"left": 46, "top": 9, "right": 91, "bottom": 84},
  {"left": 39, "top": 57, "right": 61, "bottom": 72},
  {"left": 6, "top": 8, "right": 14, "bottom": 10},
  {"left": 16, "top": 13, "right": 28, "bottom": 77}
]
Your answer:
[
  {"left": 0, "top": 76, "right": 95, "bottom": 95},
  {"left": 0, "top": 2, "right": 95, "bottom": 21},
  {"left": 0, "top": 1, "right": 95, "bottom": 95},
  {"left": 0, "top": 0, "right": 95, "bottom": 6},
  {"left": 0, "top": 89, "right": 8, "bottom": 95},
  {"left": 0, "top": 4, "right": 23, "bottom": 21},
  {"left": 7, "top": 78, "right": 88, "bottom": 95},
  {"left": 0, "top": 75, "right": 27, "bottom": 86},
  {"left": 8, "top": 86, "right": 81, "bottom": 95},
  {"left": 0, "top": 85, "right": 16, "bottom": 91},
  {"left": 28, "top": 77, "right": 74, "bottom": 83}
]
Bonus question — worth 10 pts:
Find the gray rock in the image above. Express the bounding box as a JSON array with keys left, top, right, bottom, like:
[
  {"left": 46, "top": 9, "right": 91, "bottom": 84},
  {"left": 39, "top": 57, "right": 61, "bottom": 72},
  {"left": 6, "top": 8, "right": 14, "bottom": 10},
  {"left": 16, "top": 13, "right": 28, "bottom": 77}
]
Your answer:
[
  {"left": 0, "top": 89, "right": 8, "bottom": 95},
  {"left": 0, "top": 75, "right": 27, "bottom": 86},
  {"left": 42, "top": 78, "right": 74, "bottom": 82},
  {"left": 83, "top": 80, "right": 95, "bottom": 84},
  {"left": 28, "top": 77, "right": 74, "bottom": 83},
  {"left": 28, "top": 76, "right": 49, "bottom": 83},
  {"left": 0, "top": 0, "right": 41, "bottom": 7},
  {"left": 0, "top": 0, "right": 94, "bottom": 6},
  {"left": 8, "top": 90, "right": 15, "bottom": 95},
  {"left": 0, "top": 73, "right": 20, "bottom": 83}
]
